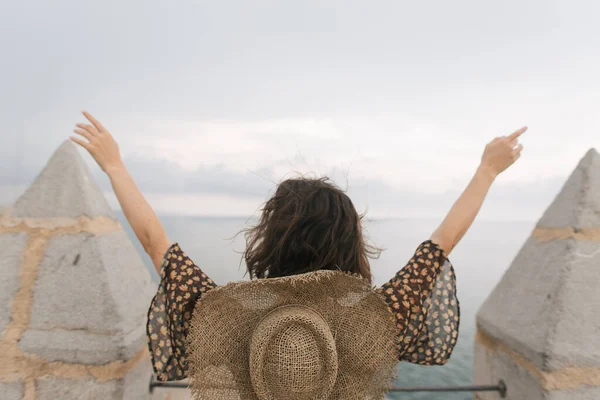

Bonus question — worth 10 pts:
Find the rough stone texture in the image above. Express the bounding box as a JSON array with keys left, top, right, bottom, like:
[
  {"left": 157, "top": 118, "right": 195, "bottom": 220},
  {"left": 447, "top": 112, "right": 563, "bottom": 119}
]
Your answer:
[
  {"left": 473, "top": 343, "right": 544, "bottom": 400},
  {"left": 0, "top": 382, "right": 24, "bottom": 400},
  {"left": 475, "top": 148, "right": 600, "bottom": 399},
  {"left": 13, "top": 140, "right": 115, "bottom": 218},
  {"left": 4, "top": 140, "right": 159, "bottom": 399},
  {"left": 477, "top": 148, "right": 600, "bottom": 372},
  {"left": 0, "top": 233, "right": 28, "bottom": 337},
  {"left": 549, "top": 239, "right": 600, "bottom": 370},
  {"left": 19, "top": 324, "right": 147, "bottom": 364},
  {"left": 477, "top": 238, "right": 572, "bottom": 370},
  {"left": 478, "top": 234, "right": 600, "bottom": 372},
  {"left": 36, "top": 376, "right": 119, "bottom": 400},
  {"left": 547, "top": 387, "right": 600, "bottom": 400},
  {"left": 537, "top": 148, "right": 600, "bottom": 229},
  {"left": 22, "top": 231, "right": 155, "bottom": 364},
  {"left": 122, "top": 357, "right": 152, "bottom": 400},
  {"left": 35, "top": 359, "right": 155, "bottom": 399}
]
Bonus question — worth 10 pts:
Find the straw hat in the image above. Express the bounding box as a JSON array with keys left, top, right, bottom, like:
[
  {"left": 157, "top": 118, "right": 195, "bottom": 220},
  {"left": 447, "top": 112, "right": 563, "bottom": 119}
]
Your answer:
[{"left": 186, "top": 270, "right": 399, "bottom": 400}]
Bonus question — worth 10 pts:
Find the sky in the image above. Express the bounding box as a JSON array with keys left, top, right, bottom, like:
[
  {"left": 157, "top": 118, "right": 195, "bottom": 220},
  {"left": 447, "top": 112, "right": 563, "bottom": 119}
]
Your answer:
[{"left": 1, "top": 0, "right": 599, "bottom": 220}]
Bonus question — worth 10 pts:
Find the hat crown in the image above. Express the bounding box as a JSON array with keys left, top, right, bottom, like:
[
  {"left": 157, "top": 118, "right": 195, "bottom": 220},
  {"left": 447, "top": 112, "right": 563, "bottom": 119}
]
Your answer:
[{"left": 249, "top": 305, "right": 338, "bottom": 400}]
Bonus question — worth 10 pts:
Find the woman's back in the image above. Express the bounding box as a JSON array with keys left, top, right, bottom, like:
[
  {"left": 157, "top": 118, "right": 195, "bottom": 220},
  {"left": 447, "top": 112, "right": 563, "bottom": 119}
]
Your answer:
[{"left": 70, "top": 111, "right": 525, "bottom": 398}]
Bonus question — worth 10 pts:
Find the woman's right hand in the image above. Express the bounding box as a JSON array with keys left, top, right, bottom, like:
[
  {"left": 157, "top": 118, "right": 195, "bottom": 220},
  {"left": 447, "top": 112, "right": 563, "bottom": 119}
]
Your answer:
[
  {"left": 480, "top": 126, "right": 526, "bottom": 178},
  {"left": 71, "top": 110, "right": 170, "bottom": 272},
  {"left": 70, "top": 111, "right": 123, "bottom": 174}
]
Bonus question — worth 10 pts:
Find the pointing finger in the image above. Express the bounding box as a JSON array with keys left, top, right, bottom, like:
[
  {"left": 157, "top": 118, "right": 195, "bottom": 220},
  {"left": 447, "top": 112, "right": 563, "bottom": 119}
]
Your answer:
[
  {"left": 83, "top": 111, "right": 105, "bottom": 132},
  {"left": 508, "top": 126, "right": 527, "bottom": 141}
]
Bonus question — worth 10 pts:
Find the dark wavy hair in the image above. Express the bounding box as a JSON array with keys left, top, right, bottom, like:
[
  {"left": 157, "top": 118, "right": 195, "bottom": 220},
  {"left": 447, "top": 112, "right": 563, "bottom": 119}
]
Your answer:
[{"left": 242, "top": 176, "right": 381, "bottom": 282}]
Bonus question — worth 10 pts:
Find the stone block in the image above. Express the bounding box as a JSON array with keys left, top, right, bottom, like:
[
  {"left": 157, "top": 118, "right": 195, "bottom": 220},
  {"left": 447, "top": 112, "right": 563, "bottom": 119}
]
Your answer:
[
  {"left": 20, "top": 324, "right": 146, "bottom": 364},
  {"left": 548, "top": 240, "right": 600, "bottom": 370},
  {"left": 475, "top": 148, "right": 600, "bottom": 400},
  {"left": 0, "top": 382, "right": 24, "bottom": 400},
  {"left": 28, "top": 231, "right": 154, "bottom": 333},
  {"left": 537, "top": 148, "right": 600, "bottom": 229},
  {"left": 36, "top": 377, "right": 118, "bottom": 400},
  {"left": 36, "top": 357, "right": 154, "bottom": 399},
  {"left": 94, "top": 231, "right": 157, "bottom": 330},
  {"left": 0, "top": 233, "right": 28, "bottom": 337},
  {"left": 473, "top": 340, "right": 544, "bottom": 400},
  {"left": 547, "top": 387, "right": 600, "bottom": 400},
  {"left": 28, "top": 232, "right": 120, "bottom": 332},
  {"left": 13, "top": 141, "right": 115, "bottom": 218},
  {"left": 23, "top": 231, "right": 154, "bottom": 364},
  {"left": 478, "top": 238, "right": 600, "bottom": 372},
  {"left": 477, "top": 237, "right": 573, "bottom": 370},
  {"left": 122, "top": 357, "right": 153, "bottom": 400}
]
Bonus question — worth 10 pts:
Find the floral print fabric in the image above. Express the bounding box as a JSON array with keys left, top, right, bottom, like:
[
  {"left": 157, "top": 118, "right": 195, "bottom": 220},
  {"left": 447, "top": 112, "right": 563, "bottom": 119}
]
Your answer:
[
  {"left": 147, "top": 244, "right": 216, "bottom": 381},
  {"left": 377, "top": 240, "right": 460, "bottom": 365}
]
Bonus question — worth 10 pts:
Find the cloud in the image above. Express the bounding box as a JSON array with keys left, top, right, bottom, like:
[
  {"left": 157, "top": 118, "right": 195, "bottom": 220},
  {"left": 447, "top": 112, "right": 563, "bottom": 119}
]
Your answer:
[
  {"left": 1, "top": 0, "right": 598, "bottom": 222},
  {"left": 1, "top": 143, "right": 567, "bottom": 222},
  {"left": 97, "top": 165, "right": 569, "bottom": 221}
]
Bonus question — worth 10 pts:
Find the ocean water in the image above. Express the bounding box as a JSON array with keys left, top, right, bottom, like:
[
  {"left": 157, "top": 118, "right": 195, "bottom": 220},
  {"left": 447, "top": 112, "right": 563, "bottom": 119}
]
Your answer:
[{"left": 118, "top": 213, "right": 536, "bottom": 400}]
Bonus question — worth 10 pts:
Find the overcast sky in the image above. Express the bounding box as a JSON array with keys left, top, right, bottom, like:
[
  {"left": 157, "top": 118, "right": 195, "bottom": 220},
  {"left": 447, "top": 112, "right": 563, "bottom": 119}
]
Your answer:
[{"left": 1, "top": 0, "right": 599, "bottom": 220}]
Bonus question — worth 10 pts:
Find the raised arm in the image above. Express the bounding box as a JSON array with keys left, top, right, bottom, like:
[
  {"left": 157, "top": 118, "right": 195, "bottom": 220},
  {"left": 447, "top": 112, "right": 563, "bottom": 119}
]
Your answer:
[
  {"left": 70, "top": 111, "right": 171, "bottom": 274},
  {"left": 430, "top": 126, "right": 526, "bottom": 255}
]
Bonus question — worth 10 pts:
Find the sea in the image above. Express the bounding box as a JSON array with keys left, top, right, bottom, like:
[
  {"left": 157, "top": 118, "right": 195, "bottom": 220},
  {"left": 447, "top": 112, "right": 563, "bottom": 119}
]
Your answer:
[{"left": 117, "top": 213, "right": 536, "bottom": 400}]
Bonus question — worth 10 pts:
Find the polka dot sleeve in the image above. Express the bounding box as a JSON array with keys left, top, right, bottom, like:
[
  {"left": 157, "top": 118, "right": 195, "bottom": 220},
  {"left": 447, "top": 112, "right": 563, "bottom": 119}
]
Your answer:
[
  {"left": 147, "top": 243, "right": 217, "bottom": 381},
  {"left": 377, "top": 240, "right": 460, "bottom": 365}
]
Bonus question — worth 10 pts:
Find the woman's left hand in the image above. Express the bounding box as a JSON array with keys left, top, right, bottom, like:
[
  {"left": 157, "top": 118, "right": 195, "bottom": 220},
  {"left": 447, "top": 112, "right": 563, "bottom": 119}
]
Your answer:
[{"left": 71, "top": 111, "right": 123, "bottom": 174}]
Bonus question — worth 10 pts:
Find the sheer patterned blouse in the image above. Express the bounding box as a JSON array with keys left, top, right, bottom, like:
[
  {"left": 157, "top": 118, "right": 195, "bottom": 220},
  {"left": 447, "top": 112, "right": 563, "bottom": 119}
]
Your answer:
[{"left": 147, "top": 240, "right": 460, "bottom": 381}]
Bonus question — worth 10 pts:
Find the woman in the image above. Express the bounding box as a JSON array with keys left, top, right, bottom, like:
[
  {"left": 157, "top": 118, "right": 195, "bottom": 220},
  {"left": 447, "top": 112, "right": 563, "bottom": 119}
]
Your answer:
[{"left": 71, "top": 111, "right": 525, "bottom": 382}]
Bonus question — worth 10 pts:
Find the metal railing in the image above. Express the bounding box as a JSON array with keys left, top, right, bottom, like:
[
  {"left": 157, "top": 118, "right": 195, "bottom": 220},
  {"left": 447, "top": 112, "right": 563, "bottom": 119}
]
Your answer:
[{"left": 149, "top": 377, "right": 507, "bottom": 398}]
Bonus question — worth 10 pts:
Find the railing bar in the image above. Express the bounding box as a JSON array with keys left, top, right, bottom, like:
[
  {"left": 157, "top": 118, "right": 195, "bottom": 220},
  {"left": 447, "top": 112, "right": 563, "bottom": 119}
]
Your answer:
[
  {"left": 388, "top": 385, "right": 500, "bottom": 392},
  {"left": 149, "top": 379, "right": 506, "bottom": 397},
  {"left": 150, "top": 382, "right": 188, "bottom": 389}
]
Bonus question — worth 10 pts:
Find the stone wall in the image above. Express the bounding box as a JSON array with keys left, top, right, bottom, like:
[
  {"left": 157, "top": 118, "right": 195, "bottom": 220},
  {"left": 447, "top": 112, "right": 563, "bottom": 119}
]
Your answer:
[
  {"left": 0, "top": 141, "right": 191, "bottom": 399},
  {"left": 473, "top": 149, "right": 600, "bottom": 400}
]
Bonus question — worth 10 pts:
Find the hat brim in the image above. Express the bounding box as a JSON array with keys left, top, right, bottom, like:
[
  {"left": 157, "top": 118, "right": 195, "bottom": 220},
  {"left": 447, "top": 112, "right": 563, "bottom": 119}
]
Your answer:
[{"left": 186, "top": 270, "right": 399, "bottom": 400}]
